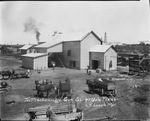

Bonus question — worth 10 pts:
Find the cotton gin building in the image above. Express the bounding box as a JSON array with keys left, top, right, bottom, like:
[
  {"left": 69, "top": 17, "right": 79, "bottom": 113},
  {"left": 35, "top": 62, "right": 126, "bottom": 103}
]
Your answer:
[
  {"left": 22, "top": 53, "right": 48, "bottom": 70},
  {"left": 34, "top": 31, "right": 117, "bottom": 70}
]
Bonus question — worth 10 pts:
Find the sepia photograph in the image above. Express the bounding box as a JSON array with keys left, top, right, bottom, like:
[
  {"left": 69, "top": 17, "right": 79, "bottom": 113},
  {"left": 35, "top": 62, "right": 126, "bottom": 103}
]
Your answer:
[{"left": 0, "top": 0, "right": 150, "bottom": 121}]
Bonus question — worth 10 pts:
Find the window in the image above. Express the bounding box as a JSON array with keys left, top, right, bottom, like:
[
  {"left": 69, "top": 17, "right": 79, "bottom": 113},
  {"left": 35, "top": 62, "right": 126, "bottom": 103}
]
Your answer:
[
  {"left": 109, "top": 60, "right": 112, "bottom": 69},
  {"left": 67, "top": 50, "right": 71, "bottom": 56}
]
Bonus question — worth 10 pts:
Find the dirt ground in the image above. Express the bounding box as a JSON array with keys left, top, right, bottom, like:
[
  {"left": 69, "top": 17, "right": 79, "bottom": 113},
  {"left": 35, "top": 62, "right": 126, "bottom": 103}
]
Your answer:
[{"left": 0, "top": 55, "right": 150, "bottom": 121}]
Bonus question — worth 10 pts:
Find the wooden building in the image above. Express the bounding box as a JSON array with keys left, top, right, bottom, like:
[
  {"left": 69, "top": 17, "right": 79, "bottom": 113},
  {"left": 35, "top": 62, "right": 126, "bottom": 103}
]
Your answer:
[
  {"left": 34, "top": 31, "right": 117, "bottom": 70},
  {"left": 21, "top": 53, "right": 48, "bottom": 70},
  {"left": 20, "top": 44, "right": 35, "bottom": 54},
  {"left": 90, "top": 45, "right": 117, "bottom": 70}
]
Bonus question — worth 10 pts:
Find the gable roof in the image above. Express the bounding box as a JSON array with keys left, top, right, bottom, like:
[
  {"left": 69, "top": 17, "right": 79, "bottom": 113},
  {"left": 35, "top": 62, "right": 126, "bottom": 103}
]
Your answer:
[
  {"left": 90, "top": 45, "right": 115, "bottom": 53},
  {"left": 35, "top": 31, "right": 102, "bottom": 48},
  {"left": 20, "top": 44, "right": 33, "bottom": 50}
]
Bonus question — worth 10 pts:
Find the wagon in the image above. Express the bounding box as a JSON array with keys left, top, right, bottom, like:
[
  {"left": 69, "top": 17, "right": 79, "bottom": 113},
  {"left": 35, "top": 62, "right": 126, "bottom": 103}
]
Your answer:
[
  {"left": 11, "top": 70, "right": 31, "bottom": 79},
  {"left": 24, "top": 101, "right": 83, "bottom": 121},
  {"left": 86, "top": 77, "right": 116, "bottom": 97},
  {"left": 57, "top": 77, "right": 73, "bottom": 99},
  {"left": 34, "top": 77, "right": 72, "bottom": 99}
]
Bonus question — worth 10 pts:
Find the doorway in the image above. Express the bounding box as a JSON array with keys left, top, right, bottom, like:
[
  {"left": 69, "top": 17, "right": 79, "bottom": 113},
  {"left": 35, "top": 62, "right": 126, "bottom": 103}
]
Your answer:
[
  {"left": 69, "top": 61, "right": 76, "bottom": 68},
  {"left": 92, "top": 60, "right": 99, "bottom": 69}
]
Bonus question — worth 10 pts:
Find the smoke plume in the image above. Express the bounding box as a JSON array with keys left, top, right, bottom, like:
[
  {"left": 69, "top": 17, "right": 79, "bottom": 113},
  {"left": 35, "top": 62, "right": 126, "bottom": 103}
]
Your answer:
[
  {"left": 35, "top": 28, "right": 40, "bottom": 43},
  {"left": 24, "top": 17, "right": 41, "bottom": 43}
]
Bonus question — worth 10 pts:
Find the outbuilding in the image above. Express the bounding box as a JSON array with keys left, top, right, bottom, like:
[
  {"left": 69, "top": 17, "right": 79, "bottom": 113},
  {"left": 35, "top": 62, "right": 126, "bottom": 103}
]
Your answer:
[
  {"left": 89, "top": 45, "right": 117, "bottom": 70},
  {"left": 21, "top": 53, "right": 48, "bottom": 70},
  {"left": 20, "top": 44, "right": 35, "bottom": 55}
]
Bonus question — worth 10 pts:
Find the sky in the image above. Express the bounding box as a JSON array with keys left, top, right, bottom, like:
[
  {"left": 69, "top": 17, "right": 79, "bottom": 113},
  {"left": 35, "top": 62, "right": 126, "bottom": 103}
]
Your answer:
[{"left": 0, "top": 1, "right": 150, "bottom": 45}]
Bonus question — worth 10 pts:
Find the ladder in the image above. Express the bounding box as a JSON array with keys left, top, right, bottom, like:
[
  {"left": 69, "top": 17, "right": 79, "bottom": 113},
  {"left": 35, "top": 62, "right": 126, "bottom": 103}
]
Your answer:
[
  {"left": 48, "top": 53, "right": 52, "bottom": 57},
  {"left": 58, "top": 58, "right": 65, "bottom": 68}
]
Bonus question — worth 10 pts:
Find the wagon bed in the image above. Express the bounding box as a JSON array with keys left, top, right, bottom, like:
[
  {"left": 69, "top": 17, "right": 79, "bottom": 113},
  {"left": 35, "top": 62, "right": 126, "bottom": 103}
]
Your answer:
[
  {"left": 25, "top": 101, "right": 83, "bottom": 121},
  {"left": 86, "top": 77, "right": 116, "bottom": 97},
  {"left": 57, "top": 77, "right": 72, "bottom": 99}
]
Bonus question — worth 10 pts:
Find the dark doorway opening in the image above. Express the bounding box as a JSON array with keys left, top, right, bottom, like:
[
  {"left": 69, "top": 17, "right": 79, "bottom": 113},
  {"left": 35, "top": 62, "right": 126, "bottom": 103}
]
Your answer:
[
  {"left": 92, "top": 60, "right": 99, "bottom": 69},
  {"left": 69, "top": 61, "right": 76, "bottom": 68},
  {"left": 48, "top": 53, "right": 63, "bottom": 68}
]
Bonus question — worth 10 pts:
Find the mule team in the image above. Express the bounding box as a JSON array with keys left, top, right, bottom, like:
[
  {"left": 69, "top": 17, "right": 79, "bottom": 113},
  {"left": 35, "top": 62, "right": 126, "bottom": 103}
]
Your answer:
[{"left": 35, "top": 79, "right": 58, "bottom": 98}]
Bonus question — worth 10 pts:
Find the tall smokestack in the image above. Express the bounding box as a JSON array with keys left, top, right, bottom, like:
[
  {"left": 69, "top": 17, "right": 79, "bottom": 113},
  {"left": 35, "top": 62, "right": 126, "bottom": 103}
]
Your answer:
[{"left": 104, "top": 32, "right": 107, "bottom": 44}]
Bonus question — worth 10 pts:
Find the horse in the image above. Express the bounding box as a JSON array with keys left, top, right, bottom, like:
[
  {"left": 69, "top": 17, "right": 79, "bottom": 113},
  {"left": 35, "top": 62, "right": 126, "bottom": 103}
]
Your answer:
[
  {"left": 0, "top": 70, "right": 12, "bottom": 79},
  {"left": 35, "top": 80, "right": 57, "bottom": 98}
]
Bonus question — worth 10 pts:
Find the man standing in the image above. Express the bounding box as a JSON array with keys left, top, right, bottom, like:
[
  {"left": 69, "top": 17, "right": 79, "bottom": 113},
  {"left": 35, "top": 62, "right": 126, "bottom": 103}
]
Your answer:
[
  {"left": 46, "top": 107, "right": 53, "bottom": 121},
  {"left": 52, "top": 62, "right": 55, "bottom": 70},
  {"left": 87, "top": 65, "right": 90, "bottom": 74}
]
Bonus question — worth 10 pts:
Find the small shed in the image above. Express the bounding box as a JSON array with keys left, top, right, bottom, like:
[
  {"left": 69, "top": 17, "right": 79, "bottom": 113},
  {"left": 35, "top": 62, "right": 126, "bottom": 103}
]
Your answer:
[
  {"left": 20, "top": 44, "right": 35, "bottom": 54},
  {"left": 21, "top": 53, "right": 48, "bottom": 70},
  {"left": 89, "top": 45, "right": 117, "bottom": 71}
]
